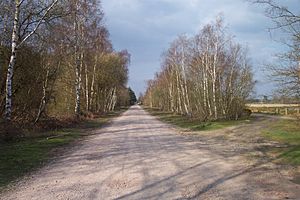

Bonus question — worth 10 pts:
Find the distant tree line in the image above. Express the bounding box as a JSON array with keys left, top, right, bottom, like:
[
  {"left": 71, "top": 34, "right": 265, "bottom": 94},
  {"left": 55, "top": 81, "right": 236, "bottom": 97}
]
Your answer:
[
  {"left": 0, "top": 0, "right": 134, "bottom": 123},
  {"left": 142, "top": 18, "right": 254, "bottom": 121}
]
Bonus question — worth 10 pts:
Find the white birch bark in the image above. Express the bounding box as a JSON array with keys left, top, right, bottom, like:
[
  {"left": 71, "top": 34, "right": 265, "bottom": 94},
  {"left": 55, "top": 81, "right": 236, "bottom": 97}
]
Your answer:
[
  {"left": 5, "top": 0, "right": 20, "bottom": 121},
  {"left": 180, "top": 44, "right": 191, "bottom": 115},
  {"left": 111, "top": 87, "right": 117, "bottom": 111},
  {"left": 212, "top": 41, "right": 218, "bottom": 119},
  {"left": 84, "top": 62, "right": 89, "bottom": 111},
  {"left": 175, "top": 69, "right": 183, "bottom": 114},
  {"left": 74, "top": 18, "right": 81, "bottom": 117},
  {"left": 5, "top": 0, "right": 59, "bottom": 121},
  {"left": 73, "top": 0, "right": 84, "bottom": 118},
  {"left": 90, "top": 54, "right": 98, "bottom": 111},
  {"left": 204, "top": 48, "right": 212, "bottom": 117},
  {"left": 35, "top": 67, "right": 50, "bottom": 123},
  {"left": 149, "top": 89, "right": 153, "bottom": 108},
  {"left": 168, "top": 81, "right": 174, "bottom": 112},
  {"left": 108, "top": 87, "right": 116, "bottom": 111}
]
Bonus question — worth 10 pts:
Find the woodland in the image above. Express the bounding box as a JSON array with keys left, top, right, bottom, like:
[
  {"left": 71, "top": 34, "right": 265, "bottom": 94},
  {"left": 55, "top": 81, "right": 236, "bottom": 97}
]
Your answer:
[{"left": 0, "top": 0, "right": 136, "bottom": 133}]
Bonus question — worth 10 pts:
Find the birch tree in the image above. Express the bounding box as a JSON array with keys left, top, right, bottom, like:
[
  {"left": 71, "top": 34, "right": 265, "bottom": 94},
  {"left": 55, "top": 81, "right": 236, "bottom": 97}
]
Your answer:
[
  {"left": 4, "top": 0, "right": 59, "bottom": 121},
  {"left": 144, "top": 18, "right": 254, "bottom": 121}
]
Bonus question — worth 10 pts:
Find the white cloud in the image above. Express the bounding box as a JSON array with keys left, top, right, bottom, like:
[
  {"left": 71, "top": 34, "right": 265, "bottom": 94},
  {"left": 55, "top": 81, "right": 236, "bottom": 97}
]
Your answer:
[{"left": 102, "top": 0, "right": 298, "bottom": 96}]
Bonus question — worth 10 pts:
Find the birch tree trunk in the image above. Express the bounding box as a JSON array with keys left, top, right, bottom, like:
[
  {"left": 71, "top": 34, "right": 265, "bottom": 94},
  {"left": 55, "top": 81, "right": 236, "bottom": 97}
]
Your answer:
[
  {"left": 5, "top": 0, "right": 59, "bottom": 121},
  {"left": 90, "top": 54, "right": 98, "bottom": 111},
  {"left": 110, "top": 87, "right": 117, "bottom": 111},
  {"left": 108, "top": 87, "right": 116, "bottom": 111},
  {"left": 84, "top": 62, "right": 89, "bottom": 111},
  {"left": 74, "top": 17, "right": 81, "bottom": 117},
  {"left": 168, "top": 81, "right": 174, "bottom": 112},
  {"left": 204, "top": 50, "right": 212, "bottom": 117},
  {"left": 35, "top": 67, "right": 50, "bottom": 123},
  {"left": 175, "top": 69, "right": 183, "bottom": 114},
  {"left": 180, "top": 45, "right": 190, "bottom": 115},
  {"left": 212, "top": 42, "right": 218, "bottom": 120},
  {"left": 5, "top": 0, "right": 20, "bottom": 121},
  {"left": 201, "top": 56, "right": 207, "bottom": 114},
  {"left": 179, "top": 75, "right": 189, "bottom": 115},
  {"left": 90, "top": 64, "right": 96, "bottom": 111},
  {"left": 149, "top": 89, "right": 153, "bottom": 108}
]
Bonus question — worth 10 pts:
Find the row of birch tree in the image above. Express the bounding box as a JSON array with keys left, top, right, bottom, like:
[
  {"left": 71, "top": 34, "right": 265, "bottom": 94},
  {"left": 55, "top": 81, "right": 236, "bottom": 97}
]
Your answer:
[
  {"left": 143, "top": 18, "right": 254, "bottom": 121},
  {"left": 0, "top": 0, "right": 132, "bottom": 123}
]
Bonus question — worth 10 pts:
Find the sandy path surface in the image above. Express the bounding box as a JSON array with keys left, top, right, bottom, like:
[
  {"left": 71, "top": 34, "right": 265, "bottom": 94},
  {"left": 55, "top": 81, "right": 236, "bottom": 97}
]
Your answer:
[{"left": 1, "top": 105, "right": 299, "bottom": 199}]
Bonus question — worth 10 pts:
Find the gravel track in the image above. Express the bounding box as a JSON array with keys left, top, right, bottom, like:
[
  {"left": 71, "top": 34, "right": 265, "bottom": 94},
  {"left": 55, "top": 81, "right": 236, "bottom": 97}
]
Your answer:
[{"left": 1, "top": 105, "right": 299, "bottom": 199}]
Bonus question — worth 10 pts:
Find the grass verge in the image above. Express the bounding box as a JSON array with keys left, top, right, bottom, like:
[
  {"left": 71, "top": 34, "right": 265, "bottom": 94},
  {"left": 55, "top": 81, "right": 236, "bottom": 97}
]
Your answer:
[
  {"left": 262, "top": 119, "right": 300, "bottom": 166},
  {"left": 144, "top": 107, "right": 250, "bottom": 132},
  {"left": 0, "top": 108, "right": 127, "bottom": 190}
]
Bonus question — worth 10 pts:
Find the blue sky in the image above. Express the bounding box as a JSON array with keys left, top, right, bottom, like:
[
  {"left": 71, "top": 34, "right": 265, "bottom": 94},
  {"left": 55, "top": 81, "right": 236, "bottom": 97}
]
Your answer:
[{"left": 101, "top": 0, "right": 298, "bottom": 97}]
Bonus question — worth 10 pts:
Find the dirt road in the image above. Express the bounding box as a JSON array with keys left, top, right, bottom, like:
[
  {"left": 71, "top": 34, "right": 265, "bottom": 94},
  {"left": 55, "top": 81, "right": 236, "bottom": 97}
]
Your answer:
[{"left": 1, "top": 106, "right": 299, "bottom": 199}]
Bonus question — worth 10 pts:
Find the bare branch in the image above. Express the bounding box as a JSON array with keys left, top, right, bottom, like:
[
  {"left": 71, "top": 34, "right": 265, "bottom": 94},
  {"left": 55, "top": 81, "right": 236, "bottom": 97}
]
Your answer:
[{"left": 17, "top": 0, "right": 59, "bottom": 48}]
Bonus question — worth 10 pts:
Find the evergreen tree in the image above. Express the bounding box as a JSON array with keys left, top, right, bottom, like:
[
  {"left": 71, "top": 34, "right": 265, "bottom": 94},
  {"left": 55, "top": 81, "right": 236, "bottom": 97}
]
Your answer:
[{"left": 128, "top": 87, "right": 137, "bottom": 105}]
